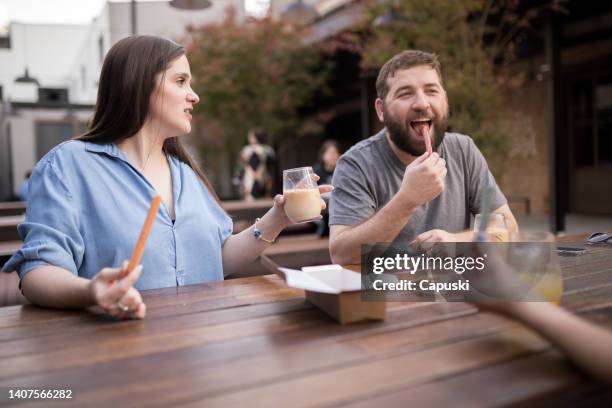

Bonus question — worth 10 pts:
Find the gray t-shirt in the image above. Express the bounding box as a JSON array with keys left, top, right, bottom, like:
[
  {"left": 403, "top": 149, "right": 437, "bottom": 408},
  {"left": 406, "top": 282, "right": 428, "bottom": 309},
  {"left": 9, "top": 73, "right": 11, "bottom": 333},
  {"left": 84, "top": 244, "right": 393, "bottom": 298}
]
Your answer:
[{"left": 329, "top": 129, "right": 506, "bottom": 243}]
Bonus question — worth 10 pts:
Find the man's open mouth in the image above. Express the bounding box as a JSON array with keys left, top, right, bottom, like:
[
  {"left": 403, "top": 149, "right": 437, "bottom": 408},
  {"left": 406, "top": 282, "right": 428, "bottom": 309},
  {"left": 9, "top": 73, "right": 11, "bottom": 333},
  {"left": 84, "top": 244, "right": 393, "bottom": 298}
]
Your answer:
[{"left": 410, "top": 119, "right": 432, "bottom": 135}]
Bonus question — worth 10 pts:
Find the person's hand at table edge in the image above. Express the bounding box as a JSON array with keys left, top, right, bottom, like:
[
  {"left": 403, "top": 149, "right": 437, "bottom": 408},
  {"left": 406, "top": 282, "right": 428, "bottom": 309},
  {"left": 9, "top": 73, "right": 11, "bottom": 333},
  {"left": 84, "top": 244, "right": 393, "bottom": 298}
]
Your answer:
[{"left": 88, "top": 260, "right": 146, "bottom": 319}]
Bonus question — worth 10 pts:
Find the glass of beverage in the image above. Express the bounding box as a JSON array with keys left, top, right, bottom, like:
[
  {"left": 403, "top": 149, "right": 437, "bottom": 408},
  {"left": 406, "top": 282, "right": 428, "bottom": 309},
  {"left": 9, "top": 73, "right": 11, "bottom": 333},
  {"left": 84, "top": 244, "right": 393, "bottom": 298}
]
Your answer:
[
  {"left": 474, "top": 213, "right": 509, "bottom": 242},
  {"left": 507, "top": 231, "right": 563, "bottom": 303},
  {"left": 283, "top": 167, "right": 321, "bottom": 223}
]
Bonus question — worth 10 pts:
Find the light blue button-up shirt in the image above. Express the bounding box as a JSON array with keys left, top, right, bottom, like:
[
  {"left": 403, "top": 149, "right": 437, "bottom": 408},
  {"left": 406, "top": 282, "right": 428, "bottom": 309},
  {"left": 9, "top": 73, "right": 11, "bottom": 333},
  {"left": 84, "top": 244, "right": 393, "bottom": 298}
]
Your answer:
[{"left": 2, "top": 140, "right": 233, "bottom": 290}]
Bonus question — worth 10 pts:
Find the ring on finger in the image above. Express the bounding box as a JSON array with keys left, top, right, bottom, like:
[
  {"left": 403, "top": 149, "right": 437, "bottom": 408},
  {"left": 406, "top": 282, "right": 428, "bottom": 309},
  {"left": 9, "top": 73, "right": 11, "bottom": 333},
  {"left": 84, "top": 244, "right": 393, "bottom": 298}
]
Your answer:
[{"left": 116, "top": 302, "right": 129, "bottom": 312}]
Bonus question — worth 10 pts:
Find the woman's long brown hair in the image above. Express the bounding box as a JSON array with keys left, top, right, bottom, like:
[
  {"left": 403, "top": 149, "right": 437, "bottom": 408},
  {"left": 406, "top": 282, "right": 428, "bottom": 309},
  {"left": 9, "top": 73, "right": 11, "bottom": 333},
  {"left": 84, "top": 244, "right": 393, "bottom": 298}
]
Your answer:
[{"left": 75, "top": 35, "right": 219, "bottom": 202}]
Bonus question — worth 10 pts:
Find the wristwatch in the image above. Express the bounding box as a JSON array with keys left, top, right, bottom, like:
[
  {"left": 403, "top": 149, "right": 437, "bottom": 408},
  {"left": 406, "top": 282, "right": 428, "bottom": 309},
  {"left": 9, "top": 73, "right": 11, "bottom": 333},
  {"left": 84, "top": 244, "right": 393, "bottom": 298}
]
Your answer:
[{"left": 253, "top": 218, "right": 276, "bottom": 244}]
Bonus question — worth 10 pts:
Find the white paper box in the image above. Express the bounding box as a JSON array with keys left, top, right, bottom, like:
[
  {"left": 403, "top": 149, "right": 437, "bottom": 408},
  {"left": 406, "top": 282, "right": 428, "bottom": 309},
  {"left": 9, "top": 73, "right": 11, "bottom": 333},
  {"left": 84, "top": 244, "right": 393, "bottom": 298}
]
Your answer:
[
  {"left": 278, "top": 264, "right": 362, "bottom": 294},
  {"left": 265, "top": 261, "right": 385, "bottom": 324}
]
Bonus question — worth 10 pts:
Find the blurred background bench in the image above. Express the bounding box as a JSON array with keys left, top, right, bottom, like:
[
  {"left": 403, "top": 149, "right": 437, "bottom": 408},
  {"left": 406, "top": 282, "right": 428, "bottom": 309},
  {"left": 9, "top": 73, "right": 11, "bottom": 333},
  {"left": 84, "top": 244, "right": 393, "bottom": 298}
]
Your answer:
[
  {"left": 228, "top": 235, "right": 331, "bottom": 279},
  {"left": 224, "top": 198, "right": 318, "bottom": 235},
  {"left": 0, "top": 202, "right": 26, "bottom": 217},
  {"left": 222, "top": 198, "right": 273, "bottom": 221},
  {"left": 0, "top": 215, "right": 23, "bottom": 241}
]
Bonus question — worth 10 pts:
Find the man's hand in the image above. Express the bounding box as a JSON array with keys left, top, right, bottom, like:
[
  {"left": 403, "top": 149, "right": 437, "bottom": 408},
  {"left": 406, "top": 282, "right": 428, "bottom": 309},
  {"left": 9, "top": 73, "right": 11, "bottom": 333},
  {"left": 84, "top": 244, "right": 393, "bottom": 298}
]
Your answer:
[
  {"left": 411, "top": 229, "right": 455, "bottom": 254},
  {"left": 411, "top": 229, "right": 476, "bottom": 256},
  {"left": 399, "top": 152, "right": 447, "bottom": 209}
]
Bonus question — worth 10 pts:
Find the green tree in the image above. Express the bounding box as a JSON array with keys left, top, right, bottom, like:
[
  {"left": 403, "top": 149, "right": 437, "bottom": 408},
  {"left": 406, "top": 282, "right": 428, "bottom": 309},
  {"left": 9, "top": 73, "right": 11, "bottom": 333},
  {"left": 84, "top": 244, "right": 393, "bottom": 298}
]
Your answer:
[{"left": 186, "top": 9, "right": 332, "bottom": 190}]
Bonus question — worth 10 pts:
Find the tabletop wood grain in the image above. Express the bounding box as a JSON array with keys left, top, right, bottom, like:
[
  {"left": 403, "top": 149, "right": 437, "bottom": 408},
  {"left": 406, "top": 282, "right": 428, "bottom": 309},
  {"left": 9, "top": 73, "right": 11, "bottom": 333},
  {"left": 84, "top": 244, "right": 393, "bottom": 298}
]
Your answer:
[{"left": 0, "top": 235, "right": 611, "bottom": 407}]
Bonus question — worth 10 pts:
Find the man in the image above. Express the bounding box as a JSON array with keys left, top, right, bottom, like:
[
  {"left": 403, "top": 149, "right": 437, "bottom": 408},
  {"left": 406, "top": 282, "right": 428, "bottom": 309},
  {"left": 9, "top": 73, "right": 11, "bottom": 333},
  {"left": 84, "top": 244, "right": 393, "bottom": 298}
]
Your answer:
[{"left": 329, "top": 50, "right": 518, "bottom": 264}]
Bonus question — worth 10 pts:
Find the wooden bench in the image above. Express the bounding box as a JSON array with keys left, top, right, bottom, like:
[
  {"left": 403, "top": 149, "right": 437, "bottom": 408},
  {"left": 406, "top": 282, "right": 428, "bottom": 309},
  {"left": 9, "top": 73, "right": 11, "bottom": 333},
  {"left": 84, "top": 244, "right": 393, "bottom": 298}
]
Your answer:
[
  {"left": 0, "top": 215, "right": 23, "bottom": 242},
  {"left": 0, "top": 240, "right": 22, "bottom": 260},
  {"left": 0, "top": 199, "right": 275, "bottom": 217},
  {"left": 0, "top": 199, "right": 272, "bottom": 218},
  {"left": 228, "top": 235, "right": 331, "bottom": 279},
  {"left": 222, "top": 198, "right": 318, "bottom": 236},
  {"left": 222, "top": 198, "right": 274, "bottom": 221},
  {"left": 0, "top": 201, "right": 26, "bottom": 217}
]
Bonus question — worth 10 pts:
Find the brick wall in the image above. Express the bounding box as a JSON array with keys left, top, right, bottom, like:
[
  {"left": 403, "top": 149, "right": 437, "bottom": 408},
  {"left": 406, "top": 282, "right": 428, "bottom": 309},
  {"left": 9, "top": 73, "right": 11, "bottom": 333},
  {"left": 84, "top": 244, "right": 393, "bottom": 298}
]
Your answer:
[{"left": 498, "top": 66, "right": 551, "bottom": 216}]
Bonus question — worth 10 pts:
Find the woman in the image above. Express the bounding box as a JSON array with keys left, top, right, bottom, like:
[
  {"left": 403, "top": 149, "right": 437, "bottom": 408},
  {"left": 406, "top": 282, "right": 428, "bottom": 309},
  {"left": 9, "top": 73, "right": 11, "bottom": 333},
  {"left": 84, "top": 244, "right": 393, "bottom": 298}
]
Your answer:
[
  {"left": 1, "top": 36, "right": 331, "bottom": 319},
  {"left": 312, "top": 140, "right": 340, "bottom": 186},
  {"left": 239, "top": 129, "right": 275, "bottom": 201}
]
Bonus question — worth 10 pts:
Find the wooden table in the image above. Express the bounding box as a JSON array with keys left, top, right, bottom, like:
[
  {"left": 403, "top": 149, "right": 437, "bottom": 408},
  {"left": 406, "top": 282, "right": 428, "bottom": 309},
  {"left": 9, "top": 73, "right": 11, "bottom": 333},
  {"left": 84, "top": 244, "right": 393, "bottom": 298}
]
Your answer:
[{"left": 1, "top": 237, "right": 611, "bottom": 407}]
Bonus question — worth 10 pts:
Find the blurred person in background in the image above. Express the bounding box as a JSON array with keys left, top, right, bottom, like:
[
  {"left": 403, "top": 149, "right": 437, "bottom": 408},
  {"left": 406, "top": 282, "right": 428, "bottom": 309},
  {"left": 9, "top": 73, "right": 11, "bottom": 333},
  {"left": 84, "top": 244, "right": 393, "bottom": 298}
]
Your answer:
[
  {"left": 18, "top": 170, "right": 32, "bottom": 202},
  {"left": 313, "top": 140, "right": 340, "bottom": 237},
  {"left": 239, "top": 128, "right": 276, "bottom": 201}
]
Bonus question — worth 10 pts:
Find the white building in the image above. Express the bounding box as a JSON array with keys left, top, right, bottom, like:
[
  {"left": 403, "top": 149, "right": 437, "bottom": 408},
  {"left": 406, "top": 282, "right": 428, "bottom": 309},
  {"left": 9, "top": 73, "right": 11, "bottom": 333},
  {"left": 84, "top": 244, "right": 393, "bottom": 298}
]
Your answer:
[{"left": 0, "top": 0, "right": 246, "bottom": 200}]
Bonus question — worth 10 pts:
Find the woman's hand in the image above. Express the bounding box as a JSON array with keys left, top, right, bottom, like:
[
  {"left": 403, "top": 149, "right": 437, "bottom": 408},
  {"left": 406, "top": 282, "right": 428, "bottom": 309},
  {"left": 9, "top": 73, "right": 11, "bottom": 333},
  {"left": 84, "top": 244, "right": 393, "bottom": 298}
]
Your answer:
[
  {"left": 458, "top": 241, "right": 537, "bottom": 312},
  {"left": 272, "top": 181, "right": 334, "bottom": 226},
  {"left": 88, "top": 261, "right": 146, "bottom": 319}
]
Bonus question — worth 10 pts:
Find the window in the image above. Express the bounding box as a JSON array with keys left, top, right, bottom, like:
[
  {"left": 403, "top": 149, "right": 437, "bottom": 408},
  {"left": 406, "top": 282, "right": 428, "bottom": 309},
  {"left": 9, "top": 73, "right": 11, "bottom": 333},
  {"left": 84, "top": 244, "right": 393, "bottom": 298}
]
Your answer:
[
  {"left": 0, "top": 23, "right": 9, "bottom": 49},
  {"left": 0, "top": 34, "right": 9, "bottom": 49},
  {"left": 569, "top": 73, "right": 612, "bottom": 167},
  {"left": 38, "top": 88, "right": 69, "bottom": 104}
]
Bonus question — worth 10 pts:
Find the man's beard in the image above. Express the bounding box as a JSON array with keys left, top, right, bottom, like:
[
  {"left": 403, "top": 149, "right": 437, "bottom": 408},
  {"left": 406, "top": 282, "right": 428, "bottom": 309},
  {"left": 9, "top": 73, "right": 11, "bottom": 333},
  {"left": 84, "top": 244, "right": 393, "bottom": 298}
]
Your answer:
[{"left": 384, "top": 106, "right": 449, "bottom": 156}]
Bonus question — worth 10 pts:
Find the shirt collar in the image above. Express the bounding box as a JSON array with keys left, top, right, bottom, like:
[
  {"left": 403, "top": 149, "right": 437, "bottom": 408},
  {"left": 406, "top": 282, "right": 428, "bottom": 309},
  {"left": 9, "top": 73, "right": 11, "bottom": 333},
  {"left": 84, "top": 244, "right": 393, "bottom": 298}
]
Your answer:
[
  {"left": 85, "top": 141, "right": 181, "bottom": 175},
  {"left": 84, "top": 140, "right": 182, "bottom": 173},
  {"left": 84, "top": 141, "right": 123, "bottom": 159}
]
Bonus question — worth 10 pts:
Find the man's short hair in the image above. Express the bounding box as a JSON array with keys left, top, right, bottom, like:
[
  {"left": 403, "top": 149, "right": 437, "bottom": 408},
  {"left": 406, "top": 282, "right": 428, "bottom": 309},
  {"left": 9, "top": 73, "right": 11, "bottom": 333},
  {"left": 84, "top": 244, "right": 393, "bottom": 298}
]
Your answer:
[{"left": 376, "top": 50, "right": 443, "bottom": 101}]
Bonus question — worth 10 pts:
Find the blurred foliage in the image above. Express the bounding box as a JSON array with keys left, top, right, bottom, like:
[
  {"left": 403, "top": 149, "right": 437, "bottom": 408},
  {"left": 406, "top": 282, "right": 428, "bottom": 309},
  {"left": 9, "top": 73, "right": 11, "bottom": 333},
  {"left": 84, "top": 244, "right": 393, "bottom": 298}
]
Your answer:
[
  {"left": 354, "top": 0, "right": 567, "bottom": 176},
  {"left": 186, "top": 8, "right": 333, "bottom": 167}
]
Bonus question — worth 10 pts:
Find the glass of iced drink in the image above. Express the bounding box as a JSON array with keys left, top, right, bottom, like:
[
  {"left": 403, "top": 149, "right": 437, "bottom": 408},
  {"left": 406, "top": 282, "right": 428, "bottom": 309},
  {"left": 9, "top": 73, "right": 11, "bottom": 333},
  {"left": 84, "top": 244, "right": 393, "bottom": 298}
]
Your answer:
[
  {"left": 508, "top": 231, "right": 563, "bottom": 303},
  {"left": 474, "top": 213, "right": 509, "bottom": 242},
  {"left": 283, "top": 167, "right": 321, "bottom": 223}
]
